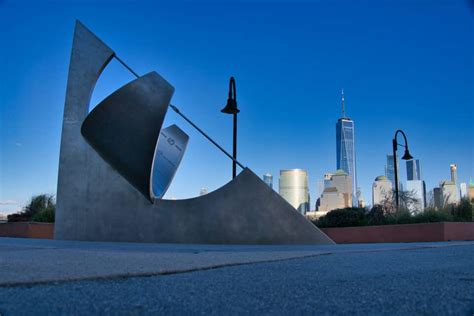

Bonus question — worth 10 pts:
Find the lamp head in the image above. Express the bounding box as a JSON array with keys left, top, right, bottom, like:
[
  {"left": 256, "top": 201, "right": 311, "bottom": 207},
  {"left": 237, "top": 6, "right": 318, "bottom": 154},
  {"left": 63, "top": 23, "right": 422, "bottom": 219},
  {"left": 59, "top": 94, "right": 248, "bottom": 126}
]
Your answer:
[
  {"left": 221, "top": 98, "right": 239, "bottom": 114},
  {"left": 221, "top": 76, "right": 239, "bottom": 115},
  {"left": 402, "top": 149, "right": 413, "bottom": 160}
]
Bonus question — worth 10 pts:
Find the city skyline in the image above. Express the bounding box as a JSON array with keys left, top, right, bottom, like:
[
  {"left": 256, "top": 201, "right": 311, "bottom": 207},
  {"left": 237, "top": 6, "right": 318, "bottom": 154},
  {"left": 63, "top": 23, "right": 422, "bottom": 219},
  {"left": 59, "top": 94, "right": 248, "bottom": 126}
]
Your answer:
[{"left": 1, "top": 1, "right": 472, "bottom": 214}]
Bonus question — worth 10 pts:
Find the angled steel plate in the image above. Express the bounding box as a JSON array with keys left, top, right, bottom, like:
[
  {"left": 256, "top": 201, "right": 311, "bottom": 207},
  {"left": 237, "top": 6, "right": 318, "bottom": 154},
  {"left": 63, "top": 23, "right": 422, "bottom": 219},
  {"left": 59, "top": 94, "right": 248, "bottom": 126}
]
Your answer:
[
  {"left": 151, "top": 124, "right": 189, "bottom": 199},
  {"left": 81, "top": 71, "right": 174, "bottom": 202}
]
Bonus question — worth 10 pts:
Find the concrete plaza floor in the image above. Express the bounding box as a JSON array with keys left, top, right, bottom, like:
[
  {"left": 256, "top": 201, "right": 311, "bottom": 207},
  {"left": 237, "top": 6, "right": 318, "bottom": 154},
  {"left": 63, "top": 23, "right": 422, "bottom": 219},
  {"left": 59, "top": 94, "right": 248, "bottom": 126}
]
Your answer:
[{"left": 0, "top": 238, "right": 473, "bottom": 315}]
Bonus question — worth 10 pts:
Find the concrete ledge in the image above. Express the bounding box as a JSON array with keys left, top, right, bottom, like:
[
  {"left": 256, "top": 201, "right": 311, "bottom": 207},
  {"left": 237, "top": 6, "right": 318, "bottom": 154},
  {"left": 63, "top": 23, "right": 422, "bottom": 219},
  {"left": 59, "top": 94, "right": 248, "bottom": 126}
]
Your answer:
[
  {"left": 321, "top": 222, "right": 474, "bottom": 244},
  {"left": 0, "top": 222, "right": 54, "bottom": 239}
]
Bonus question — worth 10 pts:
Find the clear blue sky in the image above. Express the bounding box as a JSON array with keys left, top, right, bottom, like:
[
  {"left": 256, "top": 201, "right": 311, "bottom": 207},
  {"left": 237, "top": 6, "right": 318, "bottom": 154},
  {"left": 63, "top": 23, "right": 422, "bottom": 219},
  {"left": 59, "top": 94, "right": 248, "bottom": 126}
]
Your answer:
[{"left": 1, "top": 0, "right": 473, "bottom": 214}]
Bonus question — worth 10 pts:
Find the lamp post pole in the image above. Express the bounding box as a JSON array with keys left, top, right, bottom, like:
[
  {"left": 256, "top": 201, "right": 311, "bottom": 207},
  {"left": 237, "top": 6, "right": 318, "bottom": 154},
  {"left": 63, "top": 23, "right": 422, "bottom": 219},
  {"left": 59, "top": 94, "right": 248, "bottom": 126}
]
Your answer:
[
  {"left": 392, "top": 129, "right": 413, "bottom": 211},
  {"left": 232, "top": 110, "right": 237, "bottom": 179},
  {"left": 221, "top": 77, "right": 240, "bottom": 179}
]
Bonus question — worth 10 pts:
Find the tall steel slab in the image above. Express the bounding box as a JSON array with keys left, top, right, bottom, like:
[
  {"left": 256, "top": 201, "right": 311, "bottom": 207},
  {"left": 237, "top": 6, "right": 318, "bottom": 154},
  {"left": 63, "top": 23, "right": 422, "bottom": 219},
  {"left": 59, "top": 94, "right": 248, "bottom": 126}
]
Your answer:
[
  {"left": 55, "top": 21, "right": 115, "bottom": 240},
  {"left": 55, "top": 21, "right": 334, "bottom": 245}
]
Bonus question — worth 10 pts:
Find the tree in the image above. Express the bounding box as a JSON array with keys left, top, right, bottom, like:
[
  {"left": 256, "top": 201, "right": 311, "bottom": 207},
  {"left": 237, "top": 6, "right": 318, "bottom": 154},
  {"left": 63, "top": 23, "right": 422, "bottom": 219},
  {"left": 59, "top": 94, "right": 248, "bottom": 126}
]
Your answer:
[
  {"left": 7, "top": 194, "right": 55, "bottom": 223},
  {"left": 380, "top": 190, "right": 420, "bottom": 215}
]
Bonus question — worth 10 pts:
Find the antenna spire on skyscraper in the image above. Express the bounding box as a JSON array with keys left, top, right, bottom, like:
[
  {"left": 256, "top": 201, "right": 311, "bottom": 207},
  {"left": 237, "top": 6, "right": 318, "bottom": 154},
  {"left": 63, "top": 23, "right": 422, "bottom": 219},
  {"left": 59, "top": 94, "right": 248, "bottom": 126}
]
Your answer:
[{"left": 341, "top": 88, "right": 345, "bottom": 118}]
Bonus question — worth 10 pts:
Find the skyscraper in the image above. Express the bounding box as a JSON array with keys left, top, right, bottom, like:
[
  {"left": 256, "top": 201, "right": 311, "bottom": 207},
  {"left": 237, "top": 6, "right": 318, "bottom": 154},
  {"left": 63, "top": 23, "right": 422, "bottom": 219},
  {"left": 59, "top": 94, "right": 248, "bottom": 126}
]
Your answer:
[
  {"left": 385, "top": 154, "right": 400, "bottom": 189},
  {"left": 336, "top": 89, "right": 357, "bottom": 206},
  {"left": 279, "top": 169, "right": 309, "bottom": 214},
  {"left": 263, "top": 173, "right": 273, "bottom": 189},
  {"left": 406, "top": 159, "right": 422, "bottom": 181}
]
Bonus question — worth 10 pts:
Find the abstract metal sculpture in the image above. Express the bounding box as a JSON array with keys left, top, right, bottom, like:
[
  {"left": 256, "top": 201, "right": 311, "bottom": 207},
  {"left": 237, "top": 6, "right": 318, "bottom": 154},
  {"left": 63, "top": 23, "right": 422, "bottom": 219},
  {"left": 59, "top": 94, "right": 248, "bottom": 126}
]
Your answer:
[
  {"left": 81, "top": 72, "right": 175, "bottom": 202},
  {"left": 55, "top": 21, "right": 334, "bottom": 245}
]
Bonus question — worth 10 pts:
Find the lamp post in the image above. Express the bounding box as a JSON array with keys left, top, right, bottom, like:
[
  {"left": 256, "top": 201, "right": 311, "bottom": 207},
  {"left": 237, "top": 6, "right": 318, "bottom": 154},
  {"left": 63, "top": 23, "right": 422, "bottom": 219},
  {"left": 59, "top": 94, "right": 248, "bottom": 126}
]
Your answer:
[
  {"left": 392, "top": 129, "right": 414, "bottom": 210},
  {"left": 221, "top": 77, "right": 240, "bottom": 179}
]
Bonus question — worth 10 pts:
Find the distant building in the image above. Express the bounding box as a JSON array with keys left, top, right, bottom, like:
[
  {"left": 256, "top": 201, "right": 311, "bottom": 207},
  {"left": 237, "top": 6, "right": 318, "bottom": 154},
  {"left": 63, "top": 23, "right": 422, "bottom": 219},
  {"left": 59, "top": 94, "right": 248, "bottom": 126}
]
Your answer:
[
  {"left": 433, "top": 187, "right": 443, "bottom": 209},
  {"left": 406, "top": 180, "right": 425, "bottom": 213},
  {"left": 199, "top": 188, "right": 208, "bottom": 196},
  {"left": 318, "top": 169, "right": 352, "bottom": 215},
  {"left": 450, "top": 164, "right": 459, "bottom": 201},
  {"left": 319, "top": 187, "right": 346, "bottom": 214},
  {"left": 406, "top": 159, "right": 422, "bottom": 181},
  {"left": 279, "top": 169, "right": 309, "bottom": 214},
  {"left": 336, "top": 89, "right": 357, "bottom": 206},
  {"left": 450, "top": 164, "right": 457, "bottom": 184},
  {"left": 385, "top": 154, "right": 400, "bottom": 190},
  {"left": 469, "top": 179, "right": 474, "bottom": 204},
  {"left": 460, "top": 182, "right": 467, "bottom": 199},
  {"left": 357, "top": 187, "right": 365, "bottom": 208},
  {"left": 358, "top": 197, "right": 366, "bottom": 208},
  {"left": 317, "top": 180, "right": 325, "bottom": 199},
  {"left": 372, "top": 175, "right": 393, "bottom": 206},
  {"left": 263, "top": 173, "right": 273, "bottom": 189},
  {"left": 440, "top": 180, "right": 457, "bottom": 207},
  {"left": 331, "top": 169, "right": 353, "bottom": 206}
]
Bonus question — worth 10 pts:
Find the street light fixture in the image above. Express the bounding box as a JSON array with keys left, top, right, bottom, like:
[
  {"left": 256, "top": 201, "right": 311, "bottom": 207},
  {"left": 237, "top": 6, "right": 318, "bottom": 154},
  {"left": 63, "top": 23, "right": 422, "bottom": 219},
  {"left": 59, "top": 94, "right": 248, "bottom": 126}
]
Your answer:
[
  {"left": 221, "top": 76, "right": 240, "bottom": 179},
  {"left": 392, "top": 129, "right": 414, "bottom": 210}
]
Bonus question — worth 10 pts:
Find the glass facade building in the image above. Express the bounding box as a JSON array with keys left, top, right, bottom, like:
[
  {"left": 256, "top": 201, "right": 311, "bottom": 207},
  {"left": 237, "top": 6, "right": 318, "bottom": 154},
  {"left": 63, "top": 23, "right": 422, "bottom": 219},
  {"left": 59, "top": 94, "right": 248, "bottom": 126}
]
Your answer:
[
  {"left": 279, "top": 169, "right": 309, "bottom": 214},
  {"left": 336, "top": 118, "right": 357, "bottom": 206},
  {"left": 263, "top": 173, "right": 273, "bottom": 189},
  {"left": 406, "top": 159, "right": 421, "bottom": 181},
  {"left": 385, "top": 154, "right": 400, "bottom": 190}
]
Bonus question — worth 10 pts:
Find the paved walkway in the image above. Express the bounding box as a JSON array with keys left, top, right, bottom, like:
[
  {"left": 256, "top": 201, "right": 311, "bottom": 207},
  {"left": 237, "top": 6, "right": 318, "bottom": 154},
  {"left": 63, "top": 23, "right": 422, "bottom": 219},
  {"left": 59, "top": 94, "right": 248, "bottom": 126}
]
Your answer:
[{"left": 0, "top": 238, "right": 473, "bottom": 314}]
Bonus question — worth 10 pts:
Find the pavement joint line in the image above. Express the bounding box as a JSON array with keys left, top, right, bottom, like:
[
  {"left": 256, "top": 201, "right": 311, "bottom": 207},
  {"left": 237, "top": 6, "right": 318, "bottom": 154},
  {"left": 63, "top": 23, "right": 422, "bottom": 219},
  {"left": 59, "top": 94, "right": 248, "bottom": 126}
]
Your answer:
[{"left": 1, "top": 242, "right": 473, "bottom": 288}]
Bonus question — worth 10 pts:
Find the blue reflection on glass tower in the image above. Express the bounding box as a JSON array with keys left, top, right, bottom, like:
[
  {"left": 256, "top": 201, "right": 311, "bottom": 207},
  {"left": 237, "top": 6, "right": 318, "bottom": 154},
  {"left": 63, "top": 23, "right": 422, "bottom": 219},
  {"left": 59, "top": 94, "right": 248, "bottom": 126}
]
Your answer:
[
  {"left": 406, "top": 159, "right": 421, "bottom": 181},
  {"left": 263, "top": 173, "right": 273, "bottom": 189},
  {"left": 336, "top": 89, "right": 357, "bottom": 206}
]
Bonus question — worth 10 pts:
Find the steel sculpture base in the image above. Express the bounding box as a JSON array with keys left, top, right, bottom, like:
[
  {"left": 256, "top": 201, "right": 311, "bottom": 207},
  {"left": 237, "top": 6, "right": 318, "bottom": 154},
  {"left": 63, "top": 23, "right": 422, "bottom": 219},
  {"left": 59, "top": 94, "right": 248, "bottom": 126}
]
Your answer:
[{"left": 55, "top": 21, "right": 334, "bottom": 245}]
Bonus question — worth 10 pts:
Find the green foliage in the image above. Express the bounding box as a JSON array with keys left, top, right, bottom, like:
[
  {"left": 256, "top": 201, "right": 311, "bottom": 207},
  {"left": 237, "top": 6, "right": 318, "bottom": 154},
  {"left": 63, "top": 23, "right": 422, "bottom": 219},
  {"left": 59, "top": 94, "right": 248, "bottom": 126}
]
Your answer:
[
  {"left": 315, "top": 208, "right": 367, "bottom": 228},
  {"left": 31, "top": 208, "right": 55, "bottom": 223},
  {"left": 314, "top": 203, "right": 472, "bottom": 228},
  {"left": 452, "top": 199, "right": 473, "bottom": 221},
  {"left": 365, "top": 205, "right": 386, "bottom": 226},
  {"left": 410, "top": 209, "right": 453, "bottom": 223},
  {"left": 7, "top": 194, "right": 55, "bottom": 223}
]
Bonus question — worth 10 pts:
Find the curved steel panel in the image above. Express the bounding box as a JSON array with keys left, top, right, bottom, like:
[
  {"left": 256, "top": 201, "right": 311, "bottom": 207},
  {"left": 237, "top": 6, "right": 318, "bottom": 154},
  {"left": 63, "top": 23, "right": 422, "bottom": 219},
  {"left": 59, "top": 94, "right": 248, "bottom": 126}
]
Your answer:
[
  {"left": 81, "top": 72, "right": 174, "bottom": 202},
  {"left": 151, "top": 124, "right": 189, "bottom": 199}
]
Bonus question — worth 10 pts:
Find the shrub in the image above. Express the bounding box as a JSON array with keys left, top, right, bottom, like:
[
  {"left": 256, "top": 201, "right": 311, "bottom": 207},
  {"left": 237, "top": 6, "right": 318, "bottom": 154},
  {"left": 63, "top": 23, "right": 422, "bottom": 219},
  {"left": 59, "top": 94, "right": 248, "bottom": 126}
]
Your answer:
[
  {"left": 411, "top": 209, "right": 453, "bottom": 223},
  {"left": 452, "top": 199, "right": 473, "bottom": 221},
  {"left": 313, "top": 203, "right": 472, "bottom": 228},
  {"left": 7, "top": 194, "right": 55, "bottom": 223},
  {"left": 31, "top": 208, "right": 55, "bottom": 223},
  {"left": 365, "top": 205, "right": 386, "bottom": 226},
  {"left": 315, "top": 207, "right": 367, "bottom": 228}
]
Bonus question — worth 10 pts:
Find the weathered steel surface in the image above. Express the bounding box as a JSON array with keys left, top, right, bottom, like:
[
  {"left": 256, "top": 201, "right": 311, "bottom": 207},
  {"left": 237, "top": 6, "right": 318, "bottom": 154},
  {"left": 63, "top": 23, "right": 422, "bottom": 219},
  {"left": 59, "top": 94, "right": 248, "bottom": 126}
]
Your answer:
[
  {"left": 55, "top": 20, "right": 115, "bottom": 240},
  {"left": 81, "top": 72, "right": 174, "bottom": 202},
  {"left": 55, "top": 21, "right": 334, "bottom": 245}
]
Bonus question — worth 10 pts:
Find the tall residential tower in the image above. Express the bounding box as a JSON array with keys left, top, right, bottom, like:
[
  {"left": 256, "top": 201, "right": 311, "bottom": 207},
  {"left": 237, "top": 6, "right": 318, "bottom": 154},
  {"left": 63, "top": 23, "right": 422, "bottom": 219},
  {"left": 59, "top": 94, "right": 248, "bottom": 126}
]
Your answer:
[{"left": 336, "top": 89, "right": 357, "bottom": 206}]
